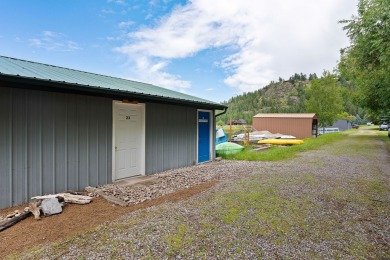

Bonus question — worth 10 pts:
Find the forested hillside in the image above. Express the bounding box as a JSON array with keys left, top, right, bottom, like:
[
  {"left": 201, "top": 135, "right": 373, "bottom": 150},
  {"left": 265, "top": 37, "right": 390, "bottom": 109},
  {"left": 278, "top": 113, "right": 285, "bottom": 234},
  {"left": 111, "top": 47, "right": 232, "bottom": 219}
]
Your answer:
[{"left": 218, "top": 73, "right": 365, "bottom": 125}]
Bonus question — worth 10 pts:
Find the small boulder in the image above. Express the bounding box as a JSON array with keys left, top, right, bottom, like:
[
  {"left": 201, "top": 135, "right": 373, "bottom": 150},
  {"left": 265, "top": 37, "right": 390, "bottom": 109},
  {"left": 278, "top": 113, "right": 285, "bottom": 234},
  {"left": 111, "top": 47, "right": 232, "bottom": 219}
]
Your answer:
[{"left": 41, "top": 198, "right": 63, "bottom": 216}]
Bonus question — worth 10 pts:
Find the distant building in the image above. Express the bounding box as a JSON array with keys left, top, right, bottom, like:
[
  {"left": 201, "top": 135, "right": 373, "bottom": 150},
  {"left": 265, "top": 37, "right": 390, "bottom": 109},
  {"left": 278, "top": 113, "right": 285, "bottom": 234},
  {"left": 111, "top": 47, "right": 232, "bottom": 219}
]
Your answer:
[
  {"left": 237, "top": 119, "right": 246, "bottom": 125},
  {"left": 227, "top": 119, "right": 247, "bottom": 125},
  {"left": 252, "top": 113, "right": 318, "bottom": 139},
  {"left": 326, "top": 119, "right": 352, "bottom": 131}
]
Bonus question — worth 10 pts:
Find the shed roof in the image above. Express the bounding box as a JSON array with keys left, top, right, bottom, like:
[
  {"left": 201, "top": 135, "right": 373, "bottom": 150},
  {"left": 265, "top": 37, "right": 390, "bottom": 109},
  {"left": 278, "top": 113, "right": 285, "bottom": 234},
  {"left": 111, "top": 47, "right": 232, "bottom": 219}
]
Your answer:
[
  {"left": 0, "top": 56, "right": 226, "bottom": 109},
  {"left": 253, "top": 113, "right": 317, "bottom": 119}
]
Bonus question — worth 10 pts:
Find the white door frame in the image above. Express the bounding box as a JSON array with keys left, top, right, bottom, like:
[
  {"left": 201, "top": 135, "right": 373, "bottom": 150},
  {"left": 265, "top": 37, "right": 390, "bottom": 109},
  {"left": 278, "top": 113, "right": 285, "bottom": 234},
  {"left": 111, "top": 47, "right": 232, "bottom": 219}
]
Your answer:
[
  {"left": 197, "top": 109, "right": 213, "bottom": 163},
  {"left": 112, "top": 101, "right": 145, "bottom": 181}
]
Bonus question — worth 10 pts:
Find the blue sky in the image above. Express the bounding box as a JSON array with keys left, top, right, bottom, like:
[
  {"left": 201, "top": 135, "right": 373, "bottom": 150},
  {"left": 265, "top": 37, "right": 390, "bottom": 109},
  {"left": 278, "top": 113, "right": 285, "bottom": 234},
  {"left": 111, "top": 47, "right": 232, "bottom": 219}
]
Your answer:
[{"left": 0, "top": 0, "right": 357, "bottom": 103}]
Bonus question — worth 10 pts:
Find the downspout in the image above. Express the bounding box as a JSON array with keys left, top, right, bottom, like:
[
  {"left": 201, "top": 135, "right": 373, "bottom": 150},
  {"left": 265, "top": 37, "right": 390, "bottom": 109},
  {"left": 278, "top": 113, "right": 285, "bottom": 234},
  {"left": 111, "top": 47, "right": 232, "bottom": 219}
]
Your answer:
[
  {"left": 215, "top": 107, "right": 228, "bottom": 118},
  {"left": 213, "top": 107, "right": 228, "bottom": 160}
]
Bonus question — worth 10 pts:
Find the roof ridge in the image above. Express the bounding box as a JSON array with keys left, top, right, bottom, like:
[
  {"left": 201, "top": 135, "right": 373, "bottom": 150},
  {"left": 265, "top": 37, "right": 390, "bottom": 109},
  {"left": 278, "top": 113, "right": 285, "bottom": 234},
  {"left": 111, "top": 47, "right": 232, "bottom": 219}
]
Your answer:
[
  {"left": 0, "top": 55, "right": 159, "bottom": 87},
  {"left": 0, "top": 55, "right": 223, "bottom": 107}
]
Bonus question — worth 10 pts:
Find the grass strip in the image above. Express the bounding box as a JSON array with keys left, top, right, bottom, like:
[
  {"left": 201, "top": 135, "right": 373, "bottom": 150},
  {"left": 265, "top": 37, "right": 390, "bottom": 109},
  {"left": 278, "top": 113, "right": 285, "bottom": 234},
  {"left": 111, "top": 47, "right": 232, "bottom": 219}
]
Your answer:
[{"left": 221, "top": 132, "right": 348, "bottom": 161}]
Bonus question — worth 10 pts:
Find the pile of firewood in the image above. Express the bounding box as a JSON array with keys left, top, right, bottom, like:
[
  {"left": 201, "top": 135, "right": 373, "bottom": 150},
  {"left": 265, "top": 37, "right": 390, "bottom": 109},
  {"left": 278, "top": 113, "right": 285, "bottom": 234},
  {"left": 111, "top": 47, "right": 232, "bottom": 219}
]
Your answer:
[{"left": 0, "top": 193, "right": 93, "bottom": 232}]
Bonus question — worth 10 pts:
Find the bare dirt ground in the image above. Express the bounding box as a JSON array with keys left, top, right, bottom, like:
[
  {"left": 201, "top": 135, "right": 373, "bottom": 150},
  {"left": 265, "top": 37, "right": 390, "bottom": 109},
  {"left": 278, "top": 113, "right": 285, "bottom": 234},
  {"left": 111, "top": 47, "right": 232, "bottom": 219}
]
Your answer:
[{"left": 0, "top": 181, "right": 217, "bottom": 258}]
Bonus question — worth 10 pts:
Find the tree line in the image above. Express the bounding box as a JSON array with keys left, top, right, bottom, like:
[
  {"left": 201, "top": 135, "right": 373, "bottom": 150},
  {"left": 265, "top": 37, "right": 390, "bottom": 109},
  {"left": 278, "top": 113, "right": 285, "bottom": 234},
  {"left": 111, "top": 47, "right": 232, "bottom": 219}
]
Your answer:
[
  {"left": 218, "top": 72, "right": 365, "bottom": 127},
  {"left": 219, "top": 0, "right": 390, "bottom": 126},
  {"left": 339, "top": 0, "right": 390, "bottom": 122}
]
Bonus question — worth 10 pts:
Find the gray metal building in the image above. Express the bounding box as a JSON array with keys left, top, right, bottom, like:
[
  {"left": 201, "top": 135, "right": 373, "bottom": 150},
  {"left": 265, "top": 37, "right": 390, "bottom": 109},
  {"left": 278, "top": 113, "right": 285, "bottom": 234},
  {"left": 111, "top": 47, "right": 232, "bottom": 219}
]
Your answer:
[
  {"left": 327, "top": 119, "right": 352, "bottom": 131},
  {"left": 0, "top": 56, "right": 227, "bottom": 209}
]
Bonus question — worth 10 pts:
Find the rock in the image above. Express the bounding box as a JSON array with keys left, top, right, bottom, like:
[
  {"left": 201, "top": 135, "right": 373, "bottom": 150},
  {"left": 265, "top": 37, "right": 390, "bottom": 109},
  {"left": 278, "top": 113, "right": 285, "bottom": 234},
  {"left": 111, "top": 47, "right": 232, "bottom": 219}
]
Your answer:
[
  {"left": 85, "top": 186, "right": 98, "bottom": 193},
  {"left": 40, "top": 198, "right": 63, "bottom": 216},
  {"left": 87, "top": 192, "right": 97, "bottom": 197}
]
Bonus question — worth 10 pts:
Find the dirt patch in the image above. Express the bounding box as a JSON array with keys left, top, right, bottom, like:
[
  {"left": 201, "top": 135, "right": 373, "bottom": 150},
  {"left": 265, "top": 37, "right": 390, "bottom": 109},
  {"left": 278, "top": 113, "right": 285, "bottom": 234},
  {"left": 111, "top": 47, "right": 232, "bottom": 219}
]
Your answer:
[{"left": 0, "top": 180, "right": 217, "bottom": 258}]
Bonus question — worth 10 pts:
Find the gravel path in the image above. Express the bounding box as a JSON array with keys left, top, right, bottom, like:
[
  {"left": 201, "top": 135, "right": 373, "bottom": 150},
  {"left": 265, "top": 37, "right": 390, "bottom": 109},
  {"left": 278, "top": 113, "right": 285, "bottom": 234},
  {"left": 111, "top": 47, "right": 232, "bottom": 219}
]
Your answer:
[
  {"left": 97, "top": 160, "right": 265, "bottom": 206},
  {"left": 15, "top": 133, "right": 390, "bottom": 259}
]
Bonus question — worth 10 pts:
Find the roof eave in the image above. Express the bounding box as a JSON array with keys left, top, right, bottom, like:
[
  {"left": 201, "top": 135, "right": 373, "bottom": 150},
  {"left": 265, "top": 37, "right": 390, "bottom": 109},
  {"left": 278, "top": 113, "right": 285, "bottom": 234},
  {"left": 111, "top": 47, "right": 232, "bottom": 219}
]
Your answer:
[{"left": 0, "top": 74, "right": 227, "bottom": 110}]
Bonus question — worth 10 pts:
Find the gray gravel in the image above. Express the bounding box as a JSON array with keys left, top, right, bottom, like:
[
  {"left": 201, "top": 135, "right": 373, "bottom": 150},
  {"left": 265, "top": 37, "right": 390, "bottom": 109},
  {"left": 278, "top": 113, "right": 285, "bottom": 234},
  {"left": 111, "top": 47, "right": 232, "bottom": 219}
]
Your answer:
[
  {"left": 97, "top": 160, "right": 265, "bottom": 206},
  {"left": 15, "top": 134, "right": 390, "bottom": 259}
]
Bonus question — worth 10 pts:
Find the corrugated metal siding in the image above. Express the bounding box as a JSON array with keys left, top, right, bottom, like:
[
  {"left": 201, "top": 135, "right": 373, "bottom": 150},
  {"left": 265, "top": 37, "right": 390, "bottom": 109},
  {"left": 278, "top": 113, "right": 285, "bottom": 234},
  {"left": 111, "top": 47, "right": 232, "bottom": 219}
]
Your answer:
[
  {"left": 0, "top": 86, "right": 112, "bottom": 209},
  {"left": 329, "top": 119, "right": 351, "bottom": 131},
  {"left": 145, "top": 103, "right": 197, "bottom": 175},
  {"left": 253, "top": 117, "right": 313, "bottom": 139}
]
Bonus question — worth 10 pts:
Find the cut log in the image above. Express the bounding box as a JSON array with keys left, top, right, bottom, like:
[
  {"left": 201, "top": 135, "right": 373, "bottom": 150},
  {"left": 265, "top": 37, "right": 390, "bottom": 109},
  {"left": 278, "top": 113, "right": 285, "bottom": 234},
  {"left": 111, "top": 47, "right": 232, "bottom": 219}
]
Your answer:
[
  {"left": 31, "top": 193, "right": 93, "bottom": 205},
  {"left": 29, "top": 199, "right": 42, "bottom": 220},
  {"left": 31, "top": 194, "right": 60, "bottom": 200},
  {"left": 0, "top": 211, "right": 32, "bottom": 232},
  {"left": 85, "top": 186, "right": 127, "bottom": 206},
  {"left": 58, "top": 193, "right": 92, "bottom": 204}
]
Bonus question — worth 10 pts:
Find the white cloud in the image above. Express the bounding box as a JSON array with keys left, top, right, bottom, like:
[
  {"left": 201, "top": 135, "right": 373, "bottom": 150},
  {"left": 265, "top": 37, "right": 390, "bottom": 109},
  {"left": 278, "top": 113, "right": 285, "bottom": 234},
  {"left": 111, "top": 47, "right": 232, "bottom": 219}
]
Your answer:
[
  {"left": 118, "top": 20, "right": 134, "bottom": 28},
  {"left": 128, "top": 56, "right": 191, "bottom": 91},
  {"left": 107, "top": 0, "right": 125, "bottom": 4},
  {"left": 29, "top": 31, "right": 81, "bottom": 52},
  {"left": 116, "top": 0, "right": 357, "bottom": 94},
  {"left": 101, "top": 8, "right": 115, "bottom": 14}
]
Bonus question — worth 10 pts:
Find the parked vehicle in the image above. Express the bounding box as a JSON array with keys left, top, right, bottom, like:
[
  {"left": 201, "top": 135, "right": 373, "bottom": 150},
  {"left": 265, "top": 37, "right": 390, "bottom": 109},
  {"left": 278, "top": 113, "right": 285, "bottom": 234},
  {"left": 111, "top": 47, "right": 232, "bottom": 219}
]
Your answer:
[
  {"left": 379, "top": 123, "right": 389, "bottom": 131},
  {"left": 366, "top": 122, "right": 373, "bottom": 126},
  {"left": 388, "top": 128, "right": 390, "bottom": 138},
  {"left": 352, "top": 124, "right": 359, "bottom": 129}
]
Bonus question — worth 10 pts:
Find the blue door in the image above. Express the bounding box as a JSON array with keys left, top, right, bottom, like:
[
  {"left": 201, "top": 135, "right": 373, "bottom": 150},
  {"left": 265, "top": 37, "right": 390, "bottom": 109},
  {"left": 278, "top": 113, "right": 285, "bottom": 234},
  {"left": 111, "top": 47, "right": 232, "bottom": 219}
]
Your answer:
[{"left": 198, "top": 111, "right": 210, "bottom": 163}]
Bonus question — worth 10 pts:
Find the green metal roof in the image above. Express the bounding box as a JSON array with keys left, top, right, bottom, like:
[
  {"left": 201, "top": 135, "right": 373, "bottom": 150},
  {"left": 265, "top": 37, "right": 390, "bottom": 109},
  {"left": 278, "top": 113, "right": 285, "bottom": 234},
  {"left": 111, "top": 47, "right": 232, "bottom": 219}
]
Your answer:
[{"left": 0, "top": 56, "right": 226, "bottom": 109}]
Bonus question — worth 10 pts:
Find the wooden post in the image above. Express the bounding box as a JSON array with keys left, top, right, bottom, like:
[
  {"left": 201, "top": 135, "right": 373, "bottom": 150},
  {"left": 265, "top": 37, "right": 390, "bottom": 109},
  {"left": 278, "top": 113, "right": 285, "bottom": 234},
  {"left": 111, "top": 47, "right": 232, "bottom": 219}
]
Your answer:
[
  {"left": 243, "top": 127, "right": 247, "bottom": 146},
  {"left": 229, "top": 117, "right": 232, "bottom": 142}
]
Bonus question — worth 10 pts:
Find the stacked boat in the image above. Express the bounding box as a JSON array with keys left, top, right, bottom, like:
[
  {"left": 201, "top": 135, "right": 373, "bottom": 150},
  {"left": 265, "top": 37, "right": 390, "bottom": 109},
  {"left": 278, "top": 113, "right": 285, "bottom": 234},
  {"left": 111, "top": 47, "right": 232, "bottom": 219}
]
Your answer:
[{"left": 215, "top": 128, "right": 304, "bottom": 157}]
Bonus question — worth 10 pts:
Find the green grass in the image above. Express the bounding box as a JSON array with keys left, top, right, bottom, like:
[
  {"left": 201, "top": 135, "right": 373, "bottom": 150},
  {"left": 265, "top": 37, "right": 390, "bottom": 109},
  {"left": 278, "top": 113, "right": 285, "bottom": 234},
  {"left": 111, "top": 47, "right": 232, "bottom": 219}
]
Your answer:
[
  {"left": 165, "top": 223, "right": 194, "bottom": 256},
  {"left": 220, "top": 132, "right": 347, "bottom": 161}
]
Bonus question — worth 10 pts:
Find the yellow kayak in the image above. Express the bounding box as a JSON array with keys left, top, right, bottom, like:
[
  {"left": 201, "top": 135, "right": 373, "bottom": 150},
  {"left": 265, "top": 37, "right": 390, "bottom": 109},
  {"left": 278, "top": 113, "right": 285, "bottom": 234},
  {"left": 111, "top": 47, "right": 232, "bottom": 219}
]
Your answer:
[{"left": 258, "top": 139, "right": 304, "bottom": 145}]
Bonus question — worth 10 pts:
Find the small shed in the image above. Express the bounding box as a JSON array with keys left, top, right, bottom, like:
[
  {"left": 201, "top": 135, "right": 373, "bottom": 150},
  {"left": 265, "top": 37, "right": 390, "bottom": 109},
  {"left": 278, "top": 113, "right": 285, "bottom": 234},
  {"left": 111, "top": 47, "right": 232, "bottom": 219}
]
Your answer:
[
  {"left": 0, "top": 56, "right": 227, "bottom": 209},
  {"left": 252, "top": 113, "right": 318, "bottom": 139},
  {"left": 327, "top": 119, "right": 352, "bottom": 131}
]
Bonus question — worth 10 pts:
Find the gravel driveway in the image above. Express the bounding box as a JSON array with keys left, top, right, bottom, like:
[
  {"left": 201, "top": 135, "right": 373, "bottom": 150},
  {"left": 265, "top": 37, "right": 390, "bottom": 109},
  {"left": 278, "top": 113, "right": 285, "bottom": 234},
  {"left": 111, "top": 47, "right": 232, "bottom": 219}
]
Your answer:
[{"left": 16, "top": 133, "right": 390, "bottom": 259}]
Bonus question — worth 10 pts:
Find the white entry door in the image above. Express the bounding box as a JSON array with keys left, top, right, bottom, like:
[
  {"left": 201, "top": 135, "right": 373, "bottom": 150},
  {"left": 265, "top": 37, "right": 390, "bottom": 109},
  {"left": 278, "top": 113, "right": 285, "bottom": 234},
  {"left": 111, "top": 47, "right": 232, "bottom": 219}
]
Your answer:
[{"left": 114, "top": 102, "right": 145, "bottom": 180}]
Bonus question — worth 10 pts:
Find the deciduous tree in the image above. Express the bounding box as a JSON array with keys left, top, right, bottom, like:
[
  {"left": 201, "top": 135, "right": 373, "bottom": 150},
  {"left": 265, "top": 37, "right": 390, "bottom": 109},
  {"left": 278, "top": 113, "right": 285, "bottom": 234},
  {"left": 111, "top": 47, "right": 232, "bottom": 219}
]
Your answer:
[
  {"left": 305, "top": 72, "right": 343, "bottom": 128},
  {"left": 339, "top": 0, "right": 390, "bottom": 112}
]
